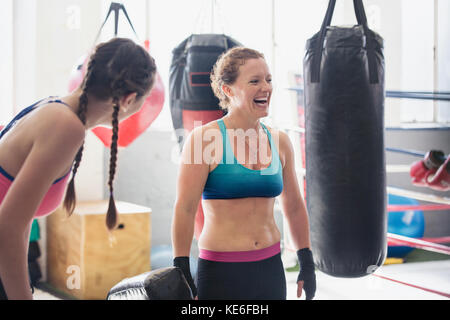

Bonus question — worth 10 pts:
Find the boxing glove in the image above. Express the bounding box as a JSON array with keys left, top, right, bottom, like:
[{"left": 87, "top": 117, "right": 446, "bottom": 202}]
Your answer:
[
  {"left": 427, "top": 156, "right": 450, "bottom": 191},
  {"left": 173, "top": 257, "right": 197, "bottom": 298},
  {"left": 410, "top": 150, "right": 445, "bottom": 186},
  {"left": 297, "top": 248, "right": 316, "bottom": 300}
]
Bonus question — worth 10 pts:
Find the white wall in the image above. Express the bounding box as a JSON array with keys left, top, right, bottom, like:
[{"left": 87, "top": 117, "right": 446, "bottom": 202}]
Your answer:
[
  {"left": 400, "top": 0, "right": 434, "bottom": 122},
  {"left": 0, "top": 0, "right": 14, "bottom": 123},
  {"left": 356, "top": 0, "right": 403, "bottom": 125},
  {"left": 13, "top": 0, "right": 38, "bottom": 114},
  {"left": 437, "top": 0, "right": 450, "bottom": 122},
  {"left": 30, "top": 0, "right": 106, "bottom": 202}
]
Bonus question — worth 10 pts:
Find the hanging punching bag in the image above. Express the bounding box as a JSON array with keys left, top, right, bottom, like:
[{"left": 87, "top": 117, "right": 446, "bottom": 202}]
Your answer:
[
  {"left": 67, "top": 46, "right": 165, "bottom": 148},
  {"left": 170, "top": 34, "right": 242, "bottom": 148},
  {"left": 68, "top": 3, "right": 165, "bottom": 148},
  {"left": 304, "top": 0, "right": 387, "bottom": 278},
  {"left": 169, "top": 34, "right": 242, "bottom": 239}
]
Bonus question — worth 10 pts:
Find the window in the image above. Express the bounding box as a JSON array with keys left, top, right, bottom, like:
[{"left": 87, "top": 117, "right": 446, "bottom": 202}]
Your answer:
[{"left": 399, "top": 0, "right": 449, "bottom": 124}]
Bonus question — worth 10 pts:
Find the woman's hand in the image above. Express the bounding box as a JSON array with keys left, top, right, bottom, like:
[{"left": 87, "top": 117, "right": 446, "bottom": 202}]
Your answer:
[{"left": 296, "top": 248, "right": 316, "bottom": 300}]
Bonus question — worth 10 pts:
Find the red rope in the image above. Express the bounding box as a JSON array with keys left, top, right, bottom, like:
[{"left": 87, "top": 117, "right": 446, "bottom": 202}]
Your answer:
[
  {"left": 285, "top": 236, "right": 450, "bottom": 254},
  {"left": 372, "top": 274, "right": 450, "bottom": 299},
  {"left": 388, "top": 204, "right": 450, "bottom": 212},
  {"left": 421, "top": 236, "right": 450, "bottom": 244},
  {"left": 388, "top": 236, "right": 450, "bottom": 247},
  {"left": 387, "top": 233, "right": 450, "bottom": 255}
]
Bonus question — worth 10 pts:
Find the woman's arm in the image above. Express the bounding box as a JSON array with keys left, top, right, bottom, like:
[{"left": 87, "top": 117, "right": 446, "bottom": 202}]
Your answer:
[
  {"left": 171, "top": 127, "right": 210, "bottom": 257},
  {"left": 278, "top": 130, "right": 316, "bottom": 300},
  {"left": 0, "top": 111, "right": 84, "bottom": 299},
  {"left": 278, "top": 131, "right": 311, "bottom": 250},
  {"left": 171, "top": 127, "right": 211, "bottom": 298}
]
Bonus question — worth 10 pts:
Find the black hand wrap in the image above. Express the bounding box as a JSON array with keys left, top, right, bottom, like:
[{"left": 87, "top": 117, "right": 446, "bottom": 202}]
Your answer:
[
  {"left": 173, "top": 257, "right": 197, "bottom": 298},
  {"left": 296, "top": 248, "right": 316, "bottom": 300}
]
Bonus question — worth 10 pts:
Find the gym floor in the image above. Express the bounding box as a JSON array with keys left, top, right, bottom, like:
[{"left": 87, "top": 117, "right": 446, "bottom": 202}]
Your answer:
[
  {"left": 33, "top": 249, "right": 450, "bottom": 300},
  {"left": 286, "top": 260, "right": 450, "bottom": 300}
]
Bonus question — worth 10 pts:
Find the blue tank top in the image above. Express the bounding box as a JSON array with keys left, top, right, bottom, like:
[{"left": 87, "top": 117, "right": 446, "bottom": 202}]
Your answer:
[{"left": 202, "top": 119, "right": 283, "bottom": 199}]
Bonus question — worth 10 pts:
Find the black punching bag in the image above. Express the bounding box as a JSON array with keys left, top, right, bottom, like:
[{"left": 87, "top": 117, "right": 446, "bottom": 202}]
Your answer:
[
  {"left": 304, "top": 0, "right": 387, "bottom": 277},
  {"left": 169, "top": 34, "right": 242, "bottom": 148}
]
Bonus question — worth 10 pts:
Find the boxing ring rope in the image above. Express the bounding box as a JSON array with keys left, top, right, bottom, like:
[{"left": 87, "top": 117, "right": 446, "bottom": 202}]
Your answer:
[
  {"left": 385, "top": 147, "right": 426, "bottom": 158},
  {"left": 385, "top": 91, "right": 450, "bottom": 102},
  {"left": 387, "top": 186, "right": 450, "bottom": 205},
  {"left": 292, "top": 158, "right": 436, "bottom": 174},
  {"left": 287, "top": 87, "right": 450, "bottom": 102},
  {"left": 388, "top": 204, "right": 450, "bottom": 212},
  {"left": 371, "top": 274, "right": 450, "bottom": 299},
  {"left": 387, "top": 233, "right": 450, "bottom": 256},
  {"left": 282, "top": 233, "right": 450, "bottom": 255}
]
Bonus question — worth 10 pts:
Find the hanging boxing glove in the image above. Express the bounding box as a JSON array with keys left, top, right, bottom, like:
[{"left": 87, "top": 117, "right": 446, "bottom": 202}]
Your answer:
[
  {"left": 410, "top": 150, "right": 445, "bottom": 187},
  {"left": 427, "top": 156, "right": 450, "bottom": 191}
]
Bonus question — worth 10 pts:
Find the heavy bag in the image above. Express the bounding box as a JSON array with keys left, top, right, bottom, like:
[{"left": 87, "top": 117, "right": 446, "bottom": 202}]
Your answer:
[
  {"left": 91, "top": 71, "right": 165, "bottom": 147},
  {"left": 303, "top": 0, "right": 387, "bottom": 277},
  {"left": 169, "top": 34, "right": 242, "bottom": 148},
  {"left": 107, "top": 267, "right": 193, "bottom": 300}
]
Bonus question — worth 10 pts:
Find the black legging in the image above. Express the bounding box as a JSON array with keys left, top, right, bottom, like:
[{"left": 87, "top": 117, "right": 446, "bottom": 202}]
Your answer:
[{"left": 197, "top": 253, "right": 286, "bottom": 300}]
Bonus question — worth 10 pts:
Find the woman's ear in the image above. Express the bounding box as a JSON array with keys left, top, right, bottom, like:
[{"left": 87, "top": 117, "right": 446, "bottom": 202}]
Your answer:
[
  {"left": 119, "top": 92, "right": 138, "bottom": 113},
  {"left": 221, "top": 84, "right": 233, "bottom": 98}
]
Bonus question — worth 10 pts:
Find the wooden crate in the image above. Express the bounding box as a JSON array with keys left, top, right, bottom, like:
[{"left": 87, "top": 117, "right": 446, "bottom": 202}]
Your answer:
[{"left": 47, "top": 200, "right": 151, "bottom": 300}]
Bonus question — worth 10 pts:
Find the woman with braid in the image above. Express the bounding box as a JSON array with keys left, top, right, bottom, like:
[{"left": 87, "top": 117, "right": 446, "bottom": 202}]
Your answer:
[{"left": 0, "top": 37, "right": 157, "bottom": 300}]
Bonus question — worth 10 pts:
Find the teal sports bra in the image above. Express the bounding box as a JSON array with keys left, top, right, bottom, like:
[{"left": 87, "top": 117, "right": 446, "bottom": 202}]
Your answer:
[{"left": 202, "top": 119, "right": 283, "bottom": 199}]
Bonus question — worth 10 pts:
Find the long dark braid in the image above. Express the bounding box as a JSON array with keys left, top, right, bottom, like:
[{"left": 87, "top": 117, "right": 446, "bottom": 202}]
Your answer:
[
  {"left": 62, "top": 37, "right": 157, "bottom": 230},
  {"left": 106, "top": 100, "right": 120, "bottom": 230},
  {"left": 63, "top": 59, "right": 95, "bottom": 215}
]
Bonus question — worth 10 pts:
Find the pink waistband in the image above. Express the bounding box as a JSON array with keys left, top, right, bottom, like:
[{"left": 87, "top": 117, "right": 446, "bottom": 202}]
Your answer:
[{"left": 199, "top": 242, "right": 281, "bottom": 262}]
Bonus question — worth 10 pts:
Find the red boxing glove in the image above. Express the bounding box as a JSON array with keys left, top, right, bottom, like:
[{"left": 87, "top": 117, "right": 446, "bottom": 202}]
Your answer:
[
  {"left": 410, "top": 150, "right": 445, "bottom": 187},
  {"left": 427, "top": 156, "right": 450, "bottom": 191}
]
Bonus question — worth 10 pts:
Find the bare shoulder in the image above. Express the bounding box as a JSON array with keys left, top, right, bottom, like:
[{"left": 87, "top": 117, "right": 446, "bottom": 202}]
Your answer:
[
  {"left": 263, "top": 124, "right": 293, "bottom": 167},
  {"left": 263, "top": 124, "right": 292, "bottom": 151},
  {"left": 182, "top": 120, "right": 222, "bottom": 166},
  {"left": 32, "top": 104, "right": 85, "bottom": 148},
  {"left": 185, "top": 120, "right": 221, "bottom": 145},
  {"left": 278, "top": 129, "right": 293, "bottom": 151}
]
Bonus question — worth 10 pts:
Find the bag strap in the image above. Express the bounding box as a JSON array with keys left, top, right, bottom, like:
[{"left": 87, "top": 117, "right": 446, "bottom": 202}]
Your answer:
[
  {"left": 354, "top": 0, "right": 379, "bottom": 84},
  {"left": 311, "top": 0, "right": 379, "bottom": 84},
  {"left": 93, "top": 2, "right": 140, "bottom": 46}
]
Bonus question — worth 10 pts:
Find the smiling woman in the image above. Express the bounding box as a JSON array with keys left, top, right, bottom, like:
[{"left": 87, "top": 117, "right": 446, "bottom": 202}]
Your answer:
[
  {"left": 171, "top": 46, "right": 316, "bottom": 300},
  {"left": 210, "top": 47, "right": 267, "bottom": 112}
]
